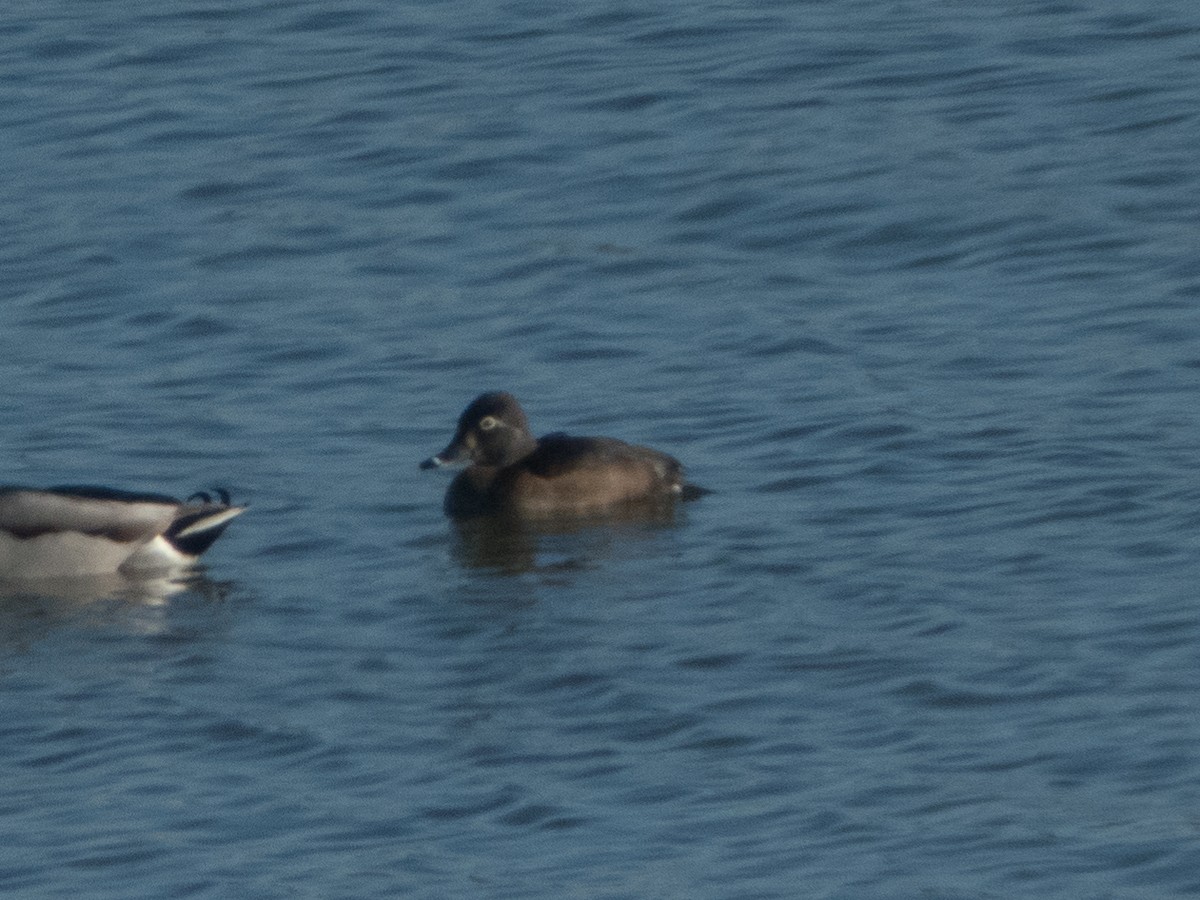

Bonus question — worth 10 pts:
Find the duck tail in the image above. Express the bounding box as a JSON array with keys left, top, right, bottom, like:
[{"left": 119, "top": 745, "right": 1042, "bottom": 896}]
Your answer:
[{"left": 166, "top": 502, "right": 245, "bottom": 557}]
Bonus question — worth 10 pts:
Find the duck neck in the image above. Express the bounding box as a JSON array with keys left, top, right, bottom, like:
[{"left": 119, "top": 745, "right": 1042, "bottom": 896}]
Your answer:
[{"left": 497, "top": 430, "right": 538, "bottom": 466}]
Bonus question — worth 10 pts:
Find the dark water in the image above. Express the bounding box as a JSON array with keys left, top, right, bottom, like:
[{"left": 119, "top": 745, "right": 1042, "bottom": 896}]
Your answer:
[{"left": 4, "top": 1, "right": 1200, "bottom": 896}]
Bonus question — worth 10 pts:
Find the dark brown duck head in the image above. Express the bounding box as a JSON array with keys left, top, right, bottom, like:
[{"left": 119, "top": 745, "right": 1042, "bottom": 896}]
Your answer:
[{"left": 420, "top": 391, "right": 539, "bottom": 470}]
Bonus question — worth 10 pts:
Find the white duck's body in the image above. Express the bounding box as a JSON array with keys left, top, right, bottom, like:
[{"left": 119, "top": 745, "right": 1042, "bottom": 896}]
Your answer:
[{"left": 0, "top": 486, "right": 244, "bottom": 579}]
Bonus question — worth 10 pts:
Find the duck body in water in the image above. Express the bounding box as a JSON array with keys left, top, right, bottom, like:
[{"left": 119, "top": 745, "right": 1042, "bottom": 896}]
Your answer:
[
  {"left": 0, "top": 485, "right": 244, "bottom": 579},
  {"left": 421, "top": 392, "right": 708, "bottom": 519}
]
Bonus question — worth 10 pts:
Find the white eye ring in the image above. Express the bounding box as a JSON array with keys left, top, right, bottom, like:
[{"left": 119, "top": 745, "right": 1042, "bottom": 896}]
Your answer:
[{"left": 479, "top": 415, "right": 500, "bottom": 431}]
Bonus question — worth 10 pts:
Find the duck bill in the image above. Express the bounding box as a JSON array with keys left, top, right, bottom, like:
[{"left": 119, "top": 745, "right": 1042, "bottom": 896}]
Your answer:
[{"left": 420, "top": 439, "right": 470, "bottom": 470}]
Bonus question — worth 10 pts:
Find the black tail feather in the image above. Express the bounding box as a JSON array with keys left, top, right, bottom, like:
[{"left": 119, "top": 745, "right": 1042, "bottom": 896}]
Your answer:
[{"left": 165, "top": 511, "right": 239, "bottom": 557}]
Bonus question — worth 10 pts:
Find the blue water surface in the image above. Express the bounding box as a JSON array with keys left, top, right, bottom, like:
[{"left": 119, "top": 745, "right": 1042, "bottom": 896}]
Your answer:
[{"left": 3, "top": 1, "right": 1200, "bottom": 897}]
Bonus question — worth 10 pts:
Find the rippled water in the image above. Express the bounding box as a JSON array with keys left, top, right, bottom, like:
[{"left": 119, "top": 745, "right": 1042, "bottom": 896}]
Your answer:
[{"left": 4, "top": 1, "right": 1200, "bottom": 896}]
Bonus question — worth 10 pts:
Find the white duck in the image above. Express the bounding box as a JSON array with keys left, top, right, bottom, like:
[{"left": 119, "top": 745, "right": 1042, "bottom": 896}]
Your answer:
[{"left": 0, "top": 485, "right": 244, "bottom": 579}]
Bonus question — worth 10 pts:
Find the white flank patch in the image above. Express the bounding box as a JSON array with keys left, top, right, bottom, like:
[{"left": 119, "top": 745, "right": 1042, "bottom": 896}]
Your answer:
[
  {"left": 122, "top": 534, "right": 193, "bottom": 573},
  {"left": 0, "top": 530, "right": 143, "bottom": 579}
]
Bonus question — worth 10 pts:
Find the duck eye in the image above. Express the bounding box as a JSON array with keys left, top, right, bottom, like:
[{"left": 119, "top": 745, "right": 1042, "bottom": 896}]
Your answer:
[{"left": 479, "top": 415, "right": 500, "bottom": 431}]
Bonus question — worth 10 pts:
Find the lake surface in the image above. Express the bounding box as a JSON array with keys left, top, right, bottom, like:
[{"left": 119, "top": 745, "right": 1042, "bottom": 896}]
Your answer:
[{"left": 3, "top": 1, "right": 1200, "bottom": 896}]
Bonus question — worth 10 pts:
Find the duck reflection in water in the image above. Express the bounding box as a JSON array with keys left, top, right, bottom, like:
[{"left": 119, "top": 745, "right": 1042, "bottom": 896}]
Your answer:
[
  {"left": 447, "top": 500, "right": 684, "bottom": 574},
  {"left": 0, "top": 572, "right": 235, "bottom": 648}
]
